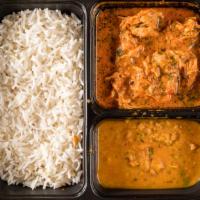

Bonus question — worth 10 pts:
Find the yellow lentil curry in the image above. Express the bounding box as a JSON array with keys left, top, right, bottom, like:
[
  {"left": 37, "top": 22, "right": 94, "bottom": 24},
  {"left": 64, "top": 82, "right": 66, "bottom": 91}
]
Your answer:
[
  {"left": 96, "top": 8, "right": 200, "bottom": 109},
  {"left": 97, "top": 119, "right": 200, "bottom": 189}
]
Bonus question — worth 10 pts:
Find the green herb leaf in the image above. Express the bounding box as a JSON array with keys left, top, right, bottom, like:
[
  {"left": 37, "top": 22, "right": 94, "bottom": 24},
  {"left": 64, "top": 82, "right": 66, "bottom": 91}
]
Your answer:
[
  {"left": 148, "top": 147, "right": 154, "bottom": 158},
  {"left": 180, "top": 169, "right": 190, "bottom": 187},
  {"left": 116, "top": 48, "right": 124, "bottom": 57}
]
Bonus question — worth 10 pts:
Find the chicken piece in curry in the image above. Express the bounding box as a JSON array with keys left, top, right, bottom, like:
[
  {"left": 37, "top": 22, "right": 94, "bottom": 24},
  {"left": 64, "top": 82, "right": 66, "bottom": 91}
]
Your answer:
[
  {"left": 97, "top": 119, "right": 200, "bottom": 189},
  {"left": 96, "top": 8, "right": 200, "bottom": 109}
]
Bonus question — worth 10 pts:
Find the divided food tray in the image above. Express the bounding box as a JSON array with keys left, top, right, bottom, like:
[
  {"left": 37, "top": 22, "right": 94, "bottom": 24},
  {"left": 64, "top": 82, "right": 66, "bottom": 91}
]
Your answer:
[
  {"left": 0, "top": 0, "right": 200, "bottom": 199},
  {"left": 0, "top": 1, "right": 87, "bottom": 199}
]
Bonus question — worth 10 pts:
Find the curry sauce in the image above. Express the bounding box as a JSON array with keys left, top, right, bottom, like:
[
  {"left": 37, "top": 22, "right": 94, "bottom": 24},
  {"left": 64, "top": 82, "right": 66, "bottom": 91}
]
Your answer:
[
  {"left": 97, "top": 119, "right": 200, "bottom": 189},
  {"left": 96, "top": 8, "right": 200, "bottom": 109}
]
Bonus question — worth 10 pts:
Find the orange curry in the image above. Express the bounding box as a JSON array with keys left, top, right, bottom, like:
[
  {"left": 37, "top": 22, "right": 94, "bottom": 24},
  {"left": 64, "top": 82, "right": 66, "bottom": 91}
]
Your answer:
[
  {"left": 98, "top": 119, "right": 200, "bottom": 189},
  {"left": 96, "top": 8, "right": 200, "bottom": 109}
]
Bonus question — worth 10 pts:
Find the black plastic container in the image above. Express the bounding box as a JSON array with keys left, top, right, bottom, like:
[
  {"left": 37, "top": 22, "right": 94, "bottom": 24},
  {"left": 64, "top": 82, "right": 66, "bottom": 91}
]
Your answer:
[
  {"left": 89, "top": 1, "right": 200, "bottom": 199},
  {"left": 90, "top": 0, "right": 200, "bottom": 116},
  {"left": 0, "top": 0, "right": 87, "bottom": 199},
  {"left": 1, "top": 0, "right": 200, "bottom": 199},
  {"left": 90, "top": 117, "right": 200, "bottom": 198}
]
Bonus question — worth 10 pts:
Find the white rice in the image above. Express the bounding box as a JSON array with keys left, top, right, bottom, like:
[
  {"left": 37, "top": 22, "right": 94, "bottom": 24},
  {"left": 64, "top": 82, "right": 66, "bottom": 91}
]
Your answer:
[{"left": 0, "top": 8, "right": 84, "bottom": 189}]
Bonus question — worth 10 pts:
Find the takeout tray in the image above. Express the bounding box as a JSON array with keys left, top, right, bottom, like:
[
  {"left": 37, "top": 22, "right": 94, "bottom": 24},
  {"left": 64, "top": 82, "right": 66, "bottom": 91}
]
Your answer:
[{"left": 0, "top": 0, "right": 200, "bottom": 199}]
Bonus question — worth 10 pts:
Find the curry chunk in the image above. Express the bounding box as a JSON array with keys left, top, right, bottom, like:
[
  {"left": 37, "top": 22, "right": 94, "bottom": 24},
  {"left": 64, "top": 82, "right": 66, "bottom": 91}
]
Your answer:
[
  {"left": 96, "top": 8, "right": 200, "bottom": 108},
  {"left": 166, "top": 17, "right": 200, "bottom": 49},
  {"left": 110, "top": 10, "right": 200, "bottom": 108},
  {"left": 109, "top": 49, "right": 198, "bottom": 108},
  {"left": 120, "top": 10, "right": 165, "bottom": 38}
]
